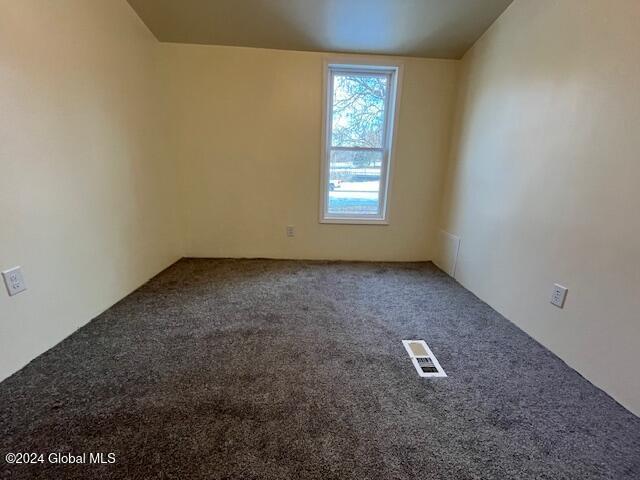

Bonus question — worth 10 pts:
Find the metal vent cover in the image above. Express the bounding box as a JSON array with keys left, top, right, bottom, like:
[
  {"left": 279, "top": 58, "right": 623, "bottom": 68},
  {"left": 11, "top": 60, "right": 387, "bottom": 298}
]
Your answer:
[{"left": 402, "top": 340, "right": 446, "bottom": 377}]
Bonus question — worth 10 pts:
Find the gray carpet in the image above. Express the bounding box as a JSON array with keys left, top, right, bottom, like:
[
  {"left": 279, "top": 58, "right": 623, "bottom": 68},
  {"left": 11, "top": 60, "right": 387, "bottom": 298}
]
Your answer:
[{"left": 1, "top": 258, "right": 639, "bottom": 480}]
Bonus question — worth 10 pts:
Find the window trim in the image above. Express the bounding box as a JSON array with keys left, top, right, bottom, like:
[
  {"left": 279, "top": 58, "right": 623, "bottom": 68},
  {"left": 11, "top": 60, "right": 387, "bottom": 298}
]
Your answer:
[{"left": 319, "top": 58, "right": 403, "bottom": 225}]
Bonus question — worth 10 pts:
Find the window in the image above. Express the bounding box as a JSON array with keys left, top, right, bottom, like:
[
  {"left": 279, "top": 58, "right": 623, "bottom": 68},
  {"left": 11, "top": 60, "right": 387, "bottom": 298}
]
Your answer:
[{"left": 320, "top": 62, "right": 401, "bottom": 224}]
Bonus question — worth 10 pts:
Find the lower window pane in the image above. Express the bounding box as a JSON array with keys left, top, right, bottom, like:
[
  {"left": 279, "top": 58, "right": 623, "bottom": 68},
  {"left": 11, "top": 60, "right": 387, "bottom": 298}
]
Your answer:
[{"left": 328, "top": 150, "right": 383, "bottom": 216}]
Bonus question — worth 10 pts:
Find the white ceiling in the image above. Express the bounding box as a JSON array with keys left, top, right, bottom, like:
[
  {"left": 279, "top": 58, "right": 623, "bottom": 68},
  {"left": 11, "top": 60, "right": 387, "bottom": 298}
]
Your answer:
[{"left": 127, "top": 0, "right": 513, "bottom": 59}]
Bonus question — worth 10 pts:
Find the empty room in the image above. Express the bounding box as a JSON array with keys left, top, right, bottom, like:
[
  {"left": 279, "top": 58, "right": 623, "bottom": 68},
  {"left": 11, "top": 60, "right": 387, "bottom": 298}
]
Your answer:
[{"left": 1, "top": 0, "right": 639, "bottom": 478}]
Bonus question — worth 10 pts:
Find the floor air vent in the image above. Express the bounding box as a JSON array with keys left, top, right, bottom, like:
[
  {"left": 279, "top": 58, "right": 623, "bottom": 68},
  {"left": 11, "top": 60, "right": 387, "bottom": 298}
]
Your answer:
[{"left": 402, "top": 340, "right": 446, "bottom": 377}]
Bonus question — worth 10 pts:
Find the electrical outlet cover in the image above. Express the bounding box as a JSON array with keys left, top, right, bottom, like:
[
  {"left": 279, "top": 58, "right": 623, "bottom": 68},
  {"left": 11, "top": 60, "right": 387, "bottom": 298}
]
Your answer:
[
  {"left": 551, "top": 284, "right": 568, "bottom": 308},
  {"left": 2, "top": 266, "right": 27, "bottom": 296}
]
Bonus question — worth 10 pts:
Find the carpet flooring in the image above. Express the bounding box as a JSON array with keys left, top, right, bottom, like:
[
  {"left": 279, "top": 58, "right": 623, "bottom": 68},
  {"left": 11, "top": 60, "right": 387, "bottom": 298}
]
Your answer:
[{"left": 1, "top": 258, "right": 639, "bottom": 479}]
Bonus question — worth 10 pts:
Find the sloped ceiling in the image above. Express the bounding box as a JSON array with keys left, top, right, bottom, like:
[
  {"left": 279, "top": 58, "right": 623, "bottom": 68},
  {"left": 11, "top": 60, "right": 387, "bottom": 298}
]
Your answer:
[{"left": 127, "top": 0, "right": 513, "bottom": 59}]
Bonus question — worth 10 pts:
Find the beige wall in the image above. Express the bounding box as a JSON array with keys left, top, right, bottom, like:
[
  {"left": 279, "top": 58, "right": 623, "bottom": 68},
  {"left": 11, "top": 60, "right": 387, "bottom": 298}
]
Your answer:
[
  {"left": 161, "top": 44, "right": 458, "bottom": 261},
  {"left": 439, "top": 0, "right": 640, "bottom": 415},
  {"left": 0, "top": 0, "right": 181, "bottom": 380}
]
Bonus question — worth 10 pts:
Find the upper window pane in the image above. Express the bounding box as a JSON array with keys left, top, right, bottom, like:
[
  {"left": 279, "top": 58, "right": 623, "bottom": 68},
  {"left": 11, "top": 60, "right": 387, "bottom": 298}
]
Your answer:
[{"left": 330, "top": 73, "right": 388, "bottom": 148}]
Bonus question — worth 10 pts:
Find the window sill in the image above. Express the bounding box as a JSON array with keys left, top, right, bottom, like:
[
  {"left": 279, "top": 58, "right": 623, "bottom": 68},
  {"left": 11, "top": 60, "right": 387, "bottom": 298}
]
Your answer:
[{"left": 320, "top": 217, "right": 389, "bottom": 225}]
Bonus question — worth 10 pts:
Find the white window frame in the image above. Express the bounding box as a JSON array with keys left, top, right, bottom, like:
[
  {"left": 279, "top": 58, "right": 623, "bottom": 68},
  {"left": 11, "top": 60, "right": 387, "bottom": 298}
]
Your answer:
[{"left": 319, "top": 59, "right": 403, "bottom": 225}]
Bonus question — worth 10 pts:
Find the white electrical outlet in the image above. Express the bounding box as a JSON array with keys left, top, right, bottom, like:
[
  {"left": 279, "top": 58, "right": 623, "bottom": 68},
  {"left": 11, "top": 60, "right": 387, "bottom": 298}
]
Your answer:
[
  {"left": 550, "top": 283, "right": 568, "bottom": 308},
  {"left": 286, "top": 225, "right": 295, "bottom": 237},
  {"left": 2, "top": 266, "right": 27, "bottom": 296}
]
